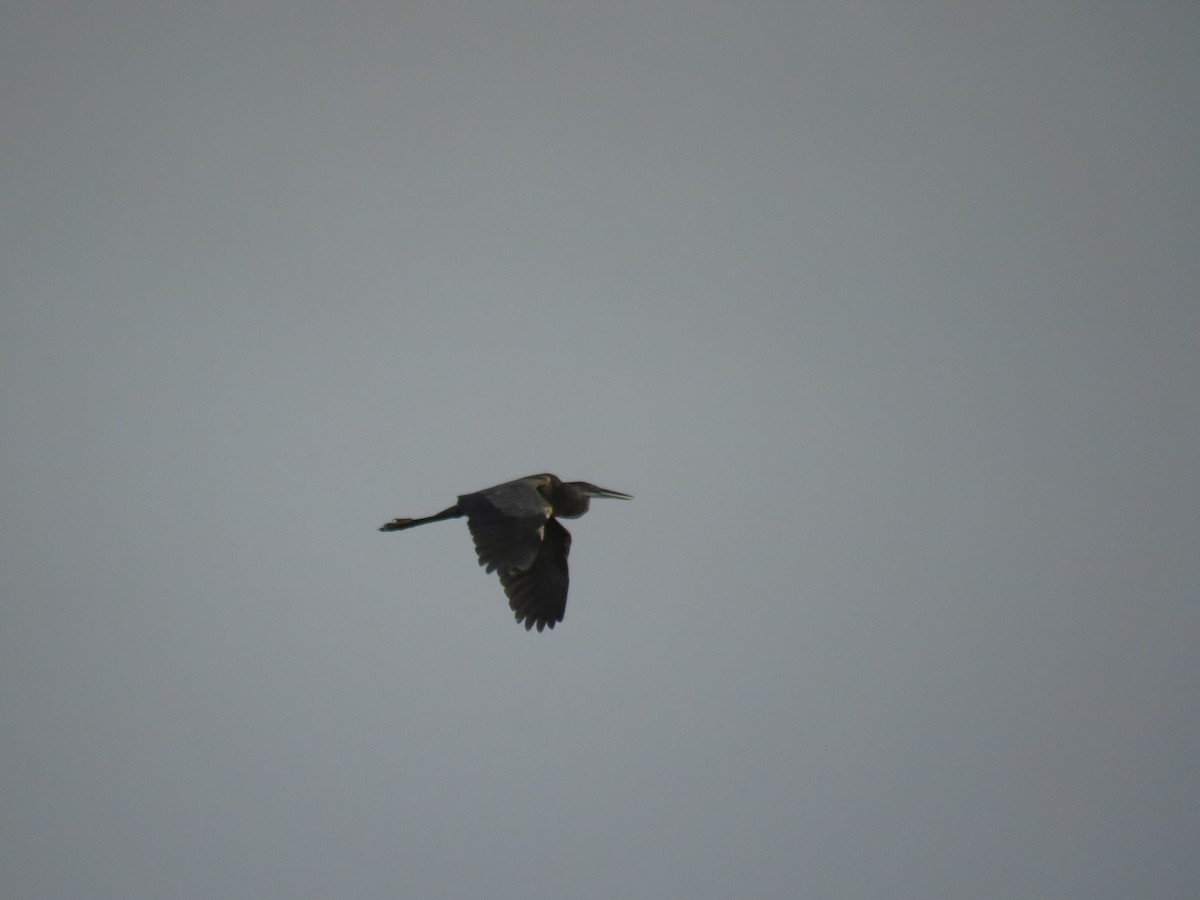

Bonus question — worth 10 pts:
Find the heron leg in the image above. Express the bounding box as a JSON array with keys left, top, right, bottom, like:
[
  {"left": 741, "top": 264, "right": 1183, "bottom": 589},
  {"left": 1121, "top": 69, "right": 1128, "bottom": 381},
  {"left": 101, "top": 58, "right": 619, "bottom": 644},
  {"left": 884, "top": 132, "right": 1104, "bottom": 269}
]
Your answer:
[{"left": 379, "top": 504, "right": 463, "bottom": 532}]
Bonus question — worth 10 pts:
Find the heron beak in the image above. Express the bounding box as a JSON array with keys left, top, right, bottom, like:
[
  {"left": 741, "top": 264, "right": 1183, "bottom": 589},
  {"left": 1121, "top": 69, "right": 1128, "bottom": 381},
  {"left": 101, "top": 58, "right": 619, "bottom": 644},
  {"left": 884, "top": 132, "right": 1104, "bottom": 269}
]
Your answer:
[{"left": 585, "top": 485, "right": 633, "bottom": 500}]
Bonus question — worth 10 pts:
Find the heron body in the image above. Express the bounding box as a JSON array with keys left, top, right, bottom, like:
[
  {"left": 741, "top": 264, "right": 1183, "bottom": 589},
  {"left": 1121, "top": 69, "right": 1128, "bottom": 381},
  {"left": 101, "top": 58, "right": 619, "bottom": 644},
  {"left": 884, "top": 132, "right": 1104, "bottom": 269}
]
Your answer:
[{"left": 379, "top": 474, "right": 632, "bottom": 631}]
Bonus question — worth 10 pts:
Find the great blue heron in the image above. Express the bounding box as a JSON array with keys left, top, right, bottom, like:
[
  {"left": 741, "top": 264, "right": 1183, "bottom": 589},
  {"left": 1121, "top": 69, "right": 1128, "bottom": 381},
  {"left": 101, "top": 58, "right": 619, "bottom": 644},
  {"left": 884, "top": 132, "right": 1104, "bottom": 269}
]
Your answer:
[{"left": 379, "top": 473, "right": 633, "bottom": 631}]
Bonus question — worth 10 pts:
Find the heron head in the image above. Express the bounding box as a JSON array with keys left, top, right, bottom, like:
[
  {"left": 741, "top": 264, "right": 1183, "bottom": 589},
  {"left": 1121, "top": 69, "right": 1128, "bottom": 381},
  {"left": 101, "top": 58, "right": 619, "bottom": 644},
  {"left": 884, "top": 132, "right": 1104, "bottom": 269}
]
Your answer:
[{"left": 554, "top": 481, "right": 633, "bottom": 518}]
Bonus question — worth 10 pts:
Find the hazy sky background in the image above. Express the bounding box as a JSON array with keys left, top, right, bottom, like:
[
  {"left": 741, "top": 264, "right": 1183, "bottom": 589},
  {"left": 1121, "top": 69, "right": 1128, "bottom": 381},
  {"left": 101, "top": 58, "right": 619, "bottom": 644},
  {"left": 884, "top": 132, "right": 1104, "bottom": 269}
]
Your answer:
[{"left": 3, "top": 2, "right": 1198, "bottom": 898}]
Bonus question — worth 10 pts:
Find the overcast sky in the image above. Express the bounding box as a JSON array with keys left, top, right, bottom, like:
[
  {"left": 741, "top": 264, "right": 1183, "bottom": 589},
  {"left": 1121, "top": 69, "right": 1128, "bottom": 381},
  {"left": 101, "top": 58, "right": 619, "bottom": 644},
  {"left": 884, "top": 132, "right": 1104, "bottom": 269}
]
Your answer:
[{"left": 3, "top": 2, "right": 1198, "bottom": 898}]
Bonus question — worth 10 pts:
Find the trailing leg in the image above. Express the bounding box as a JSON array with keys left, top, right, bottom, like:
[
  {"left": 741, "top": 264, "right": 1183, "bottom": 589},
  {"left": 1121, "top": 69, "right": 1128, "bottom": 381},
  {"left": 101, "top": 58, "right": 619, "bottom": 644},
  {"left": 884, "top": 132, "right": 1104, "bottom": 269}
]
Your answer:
[{"left": 379, "top": 504, "right": 463, "bottom": 532}]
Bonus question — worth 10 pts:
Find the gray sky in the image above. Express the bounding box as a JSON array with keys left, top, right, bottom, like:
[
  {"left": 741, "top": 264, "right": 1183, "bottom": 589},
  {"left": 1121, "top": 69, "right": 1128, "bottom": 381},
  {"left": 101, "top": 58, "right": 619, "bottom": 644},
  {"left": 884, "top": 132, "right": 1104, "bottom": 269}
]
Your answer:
[{"left": 3, "top": 2, "right": 1198, "bottom": 897}]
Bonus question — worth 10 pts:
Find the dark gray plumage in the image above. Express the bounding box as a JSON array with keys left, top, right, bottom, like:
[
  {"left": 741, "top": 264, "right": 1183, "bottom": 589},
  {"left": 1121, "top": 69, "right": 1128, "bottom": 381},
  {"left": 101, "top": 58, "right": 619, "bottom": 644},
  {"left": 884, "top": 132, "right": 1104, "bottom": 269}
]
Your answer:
[{"left": 380, "top": 474, "right": 632, "bottom": 631}]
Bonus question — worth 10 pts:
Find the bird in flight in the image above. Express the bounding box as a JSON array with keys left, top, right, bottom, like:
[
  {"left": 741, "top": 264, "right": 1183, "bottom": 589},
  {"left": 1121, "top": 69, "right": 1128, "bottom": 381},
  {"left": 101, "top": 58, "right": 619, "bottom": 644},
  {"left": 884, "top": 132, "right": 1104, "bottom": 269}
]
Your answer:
[{"left": 379, "top": 474, "right": 632, "bottom": 631}]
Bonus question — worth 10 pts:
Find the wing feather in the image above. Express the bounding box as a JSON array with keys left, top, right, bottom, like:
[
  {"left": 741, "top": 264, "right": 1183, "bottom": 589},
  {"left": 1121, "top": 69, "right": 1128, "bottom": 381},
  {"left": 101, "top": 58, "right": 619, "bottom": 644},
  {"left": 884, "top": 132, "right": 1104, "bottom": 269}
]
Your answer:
[
  {"left": 498, "top": 519, "right": 571, "bottom": 631},
  {"left": 458, "top": 476, "right": 552, "bottom": 574},
  {"left": 456, "top": 475, "right": 571, "bottom": 632}
]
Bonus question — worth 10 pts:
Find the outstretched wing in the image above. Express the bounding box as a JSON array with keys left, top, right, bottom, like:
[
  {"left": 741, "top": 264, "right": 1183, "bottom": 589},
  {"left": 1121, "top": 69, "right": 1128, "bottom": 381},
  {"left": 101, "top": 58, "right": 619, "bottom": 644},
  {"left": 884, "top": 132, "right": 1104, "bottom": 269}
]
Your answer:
[
  {"left": 457, "top": 475, "right": 553, "bottom": 575},
  {"left": 497, "top": 518, "right": 571, "bottom": 632}
]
